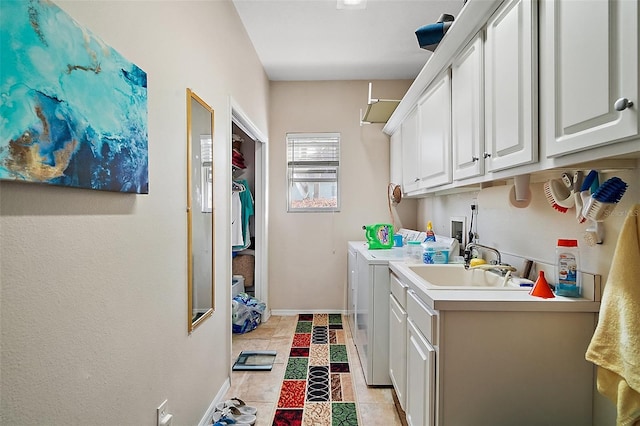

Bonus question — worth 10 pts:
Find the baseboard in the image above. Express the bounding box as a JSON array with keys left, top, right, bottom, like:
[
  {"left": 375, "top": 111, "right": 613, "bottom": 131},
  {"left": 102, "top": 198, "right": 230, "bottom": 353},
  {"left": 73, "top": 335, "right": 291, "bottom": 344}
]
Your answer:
[
  {"left": 198, "top": 377, "right": 230, "bottom": 426},
  {"left": 270, "top": 309, "right": 348, "bottom": 316}
]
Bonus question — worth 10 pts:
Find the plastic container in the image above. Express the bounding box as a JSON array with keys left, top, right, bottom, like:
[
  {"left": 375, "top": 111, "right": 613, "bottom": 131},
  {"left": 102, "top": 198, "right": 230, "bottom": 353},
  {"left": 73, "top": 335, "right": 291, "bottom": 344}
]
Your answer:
[
  {"left": 555, "top": 239, "right": 581, "bottom": 297},
  {"left": 405, "top": 241, "right": 423, "bottom": 263},
  {"left": 422, "top": 242, "right": 449, "bottom": 264},
  {"left": 363, "top": 224, "right": 394, "bottom": 249},
  {"left": 232, "top": 275, "right": 245, "bottom": 298}
]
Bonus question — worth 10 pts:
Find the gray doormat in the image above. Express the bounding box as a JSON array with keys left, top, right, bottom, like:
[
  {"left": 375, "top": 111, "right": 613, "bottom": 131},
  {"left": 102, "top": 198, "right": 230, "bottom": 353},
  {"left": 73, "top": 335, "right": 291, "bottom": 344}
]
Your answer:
[{"left": 232, "top": 350, "right": 277, "bottom": 371}]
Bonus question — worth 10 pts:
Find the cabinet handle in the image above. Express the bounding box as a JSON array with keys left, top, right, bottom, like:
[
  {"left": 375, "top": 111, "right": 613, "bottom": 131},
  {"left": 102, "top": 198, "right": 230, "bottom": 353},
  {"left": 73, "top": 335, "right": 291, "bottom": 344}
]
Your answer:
[
  {"left": 414, "top": 177, "right": 420, "bottom": 182},
  {"left": 472, "top": 156, "right": 479, "bottom": 162},
  {"left": 483, "top": 152, "right": 491, "bottom": 159},
  {"left": 614, "top": 98, "right": 634, "bottom": 111}
]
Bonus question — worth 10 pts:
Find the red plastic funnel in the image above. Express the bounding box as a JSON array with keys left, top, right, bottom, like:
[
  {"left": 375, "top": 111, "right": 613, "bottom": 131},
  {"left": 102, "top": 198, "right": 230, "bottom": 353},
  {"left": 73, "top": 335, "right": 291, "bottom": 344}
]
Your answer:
[{"left": 530, "top": 271, "right": 555, "bottom": 299}]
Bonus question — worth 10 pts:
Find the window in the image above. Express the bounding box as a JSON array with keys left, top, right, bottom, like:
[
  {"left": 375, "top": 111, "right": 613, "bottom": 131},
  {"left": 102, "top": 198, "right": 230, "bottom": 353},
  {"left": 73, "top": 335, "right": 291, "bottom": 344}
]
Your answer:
[{"left": 287, "top": 133, "right": 340, "bottom": 212}]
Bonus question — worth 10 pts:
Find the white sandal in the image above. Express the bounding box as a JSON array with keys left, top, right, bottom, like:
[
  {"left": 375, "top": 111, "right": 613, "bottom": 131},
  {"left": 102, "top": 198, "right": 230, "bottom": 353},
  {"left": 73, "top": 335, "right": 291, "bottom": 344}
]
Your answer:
[
  {"left": 212, "top": 407, "right": 256, "bottom": 426},
  {"left": 215, "top": 397, "right": 257, "bottom": 416}
]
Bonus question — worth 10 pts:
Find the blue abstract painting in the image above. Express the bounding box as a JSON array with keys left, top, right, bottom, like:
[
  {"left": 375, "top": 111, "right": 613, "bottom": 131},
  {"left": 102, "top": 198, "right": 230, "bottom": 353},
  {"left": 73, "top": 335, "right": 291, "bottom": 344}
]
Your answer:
[{"left": 0, "top": 0, "right": 148, "bottom": 193}]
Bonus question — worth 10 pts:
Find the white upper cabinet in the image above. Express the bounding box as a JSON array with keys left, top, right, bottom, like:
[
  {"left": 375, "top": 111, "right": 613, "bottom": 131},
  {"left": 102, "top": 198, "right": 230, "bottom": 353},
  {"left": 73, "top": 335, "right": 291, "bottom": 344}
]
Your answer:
[
  {"left": 541, "top": 0, "right": 639, "bottom": 157},
  {"left": 417, "top": 71, "right": 452, "bottom": 188},
  {"left": 484, "top": 0, "right": 538, "bottom": 172},
  {"left": 400, "top": 108, "right": 420, "bottom": 193},
  {"left": 389, "top": 128, "right": 402, "bottom": 186},
  {"left": 452, "top": 34, "right": 484, "bottom": 181}
]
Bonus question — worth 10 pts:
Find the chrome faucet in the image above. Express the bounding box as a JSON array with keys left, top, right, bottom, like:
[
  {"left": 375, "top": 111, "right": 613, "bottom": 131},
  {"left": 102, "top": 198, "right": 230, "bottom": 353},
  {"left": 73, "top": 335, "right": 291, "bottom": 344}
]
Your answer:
[{"left": 464, "top": 242, "right": 502, "bottom": 266}]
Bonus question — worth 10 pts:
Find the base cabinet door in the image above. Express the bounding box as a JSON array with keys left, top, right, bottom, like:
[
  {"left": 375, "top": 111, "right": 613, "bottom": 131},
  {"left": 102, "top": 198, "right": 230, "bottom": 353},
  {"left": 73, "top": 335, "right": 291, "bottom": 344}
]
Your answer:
[
  {"left": 389, "top": 294, "right": 407, "bottom": 410},
  {"left": 541, "top": 0, "right": 639, "bottom": 157},
  {"left": 406, "top": 318, "right": 436, "bottom": 426}
]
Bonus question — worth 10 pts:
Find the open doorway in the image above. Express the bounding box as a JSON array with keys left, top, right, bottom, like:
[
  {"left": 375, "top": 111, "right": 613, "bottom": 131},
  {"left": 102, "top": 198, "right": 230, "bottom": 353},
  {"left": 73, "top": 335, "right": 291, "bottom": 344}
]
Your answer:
[{"left": 230, "top": 100, "right": 269, "bottom": 320}]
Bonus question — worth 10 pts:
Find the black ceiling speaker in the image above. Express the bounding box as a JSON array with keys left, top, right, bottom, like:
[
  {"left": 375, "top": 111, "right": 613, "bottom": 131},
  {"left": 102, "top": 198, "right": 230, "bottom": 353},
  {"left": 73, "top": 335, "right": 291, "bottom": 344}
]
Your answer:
[{"left": 415, "top": 13, "right": 455, "bottom": 52}]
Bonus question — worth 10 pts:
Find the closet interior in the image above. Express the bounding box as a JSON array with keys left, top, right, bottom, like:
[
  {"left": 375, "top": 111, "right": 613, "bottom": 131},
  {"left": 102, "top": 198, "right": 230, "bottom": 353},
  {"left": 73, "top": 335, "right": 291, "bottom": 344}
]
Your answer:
[{"left": 231, "top": 123, "right": 256, "bottom": 297}]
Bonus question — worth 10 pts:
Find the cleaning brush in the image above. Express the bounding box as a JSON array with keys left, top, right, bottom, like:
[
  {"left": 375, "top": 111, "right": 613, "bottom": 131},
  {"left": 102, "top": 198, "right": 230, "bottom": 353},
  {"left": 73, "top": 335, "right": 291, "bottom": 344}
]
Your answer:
[
  {"left": 593, "top": 177, "right": 628, "bottom": 203},
  {"left": 543, "top": 178, "right": 573, "bottom": 213},
  {"left": 583, "top": 177, "right": 628, "bottom": 221},
  {"left": 577, "top": 170, "right": 599, "bottom": 223},
  {"left": 572, "top": 170, "right": 584, "bottom": 220}
]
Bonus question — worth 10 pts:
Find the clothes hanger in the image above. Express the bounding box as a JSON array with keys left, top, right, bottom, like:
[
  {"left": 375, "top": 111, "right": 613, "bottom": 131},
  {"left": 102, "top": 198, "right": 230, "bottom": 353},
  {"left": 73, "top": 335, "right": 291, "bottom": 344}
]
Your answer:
[{"left": 232, "top": 181, "right": 245, "bottom": 192}]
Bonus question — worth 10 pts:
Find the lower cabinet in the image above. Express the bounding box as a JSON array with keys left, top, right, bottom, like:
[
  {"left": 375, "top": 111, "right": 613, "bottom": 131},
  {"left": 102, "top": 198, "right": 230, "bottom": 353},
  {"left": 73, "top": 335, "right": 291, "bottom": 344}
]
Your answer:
[
  {"left": 393, "top": 273, "right": 596, "bottom": 425},
  {"left": 406, "top": 317, "right": 436, "bottom": 426},
  {"left": 389, "top": 273, "right": 408, "bottom": 409}
]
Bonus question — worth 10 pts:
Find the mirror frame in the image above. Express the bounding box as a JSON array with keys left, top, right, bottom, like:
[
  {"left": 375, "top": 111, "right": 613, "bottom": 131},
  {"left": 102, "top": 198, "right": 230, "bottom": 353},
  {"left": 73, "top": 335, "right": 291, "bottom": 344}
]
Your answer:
[{"left": 187, "top": 88, "right": 215, "bottom": 333}]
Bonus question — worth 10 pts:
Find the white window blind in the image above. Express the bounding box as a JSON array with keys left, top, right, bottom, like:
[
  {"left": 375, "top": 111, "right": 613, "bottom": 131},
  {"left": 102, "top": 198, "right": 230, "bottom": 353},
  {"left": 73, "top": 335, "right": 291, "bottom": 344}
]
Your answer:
[{"left": 287, "top": 133, "right": 340, "bottom": 212}]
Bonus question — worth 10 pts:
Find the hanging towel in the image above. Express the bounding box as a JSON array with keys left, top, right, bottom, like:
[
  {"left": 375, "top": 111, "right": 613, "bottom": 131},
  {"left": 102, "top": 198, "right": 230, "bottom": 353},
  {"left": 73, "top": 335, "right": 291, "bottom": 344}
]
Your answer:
[{"left": 586, "top": 204, "right": 640, "bottom": 426}]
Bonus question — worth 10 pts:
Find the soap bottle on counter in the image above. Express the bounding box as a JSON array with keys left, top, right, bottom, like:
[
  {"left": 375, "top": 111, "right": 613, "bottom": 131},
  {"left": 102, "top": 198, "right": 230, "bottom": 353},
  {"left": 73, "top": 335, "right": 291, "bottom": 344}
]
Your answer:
[
  {"left": 555, "top": 239, "right": 581, "bottom": 297},
  {"left": 424, "top": 221, "right": 436, "bottom": 242}
]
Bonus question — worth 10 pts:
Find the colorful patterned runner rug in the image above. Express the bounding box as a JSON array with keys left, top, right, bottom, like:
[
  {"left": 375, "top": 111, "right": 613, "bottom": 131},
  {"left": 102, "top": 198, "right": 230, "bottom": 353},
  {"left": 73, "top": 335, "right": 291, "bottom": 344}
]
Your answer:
[{"left": 272, "top": 313, "right": 359, "bottom": 425}]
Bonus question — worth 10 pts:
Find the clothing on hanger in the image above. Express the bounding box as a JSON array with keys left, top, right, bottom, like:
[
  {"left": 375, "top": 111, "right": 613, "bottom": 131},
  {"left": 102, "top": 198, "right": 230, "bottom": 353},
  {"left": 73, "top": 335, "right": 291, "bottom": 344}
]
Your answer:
[
  {"left": 232, "top": 181, "right": 245, "bottom": 192},
  {"left": 232, "top": 179, "right": 254, "bottom": 252},
  {"left": 232, "top": 191, "right": 244, "bottom": 247}
]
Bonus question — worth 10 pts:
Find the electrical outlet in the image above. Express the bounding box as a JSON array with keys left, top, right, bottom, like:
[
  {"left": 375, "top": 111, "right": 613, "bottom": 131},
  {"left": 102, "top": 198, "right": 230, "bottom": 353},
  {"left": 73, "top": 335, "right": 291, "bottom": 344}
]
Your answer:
[{"left": 157, "top": 400, "right": 172, "bottom": 426}]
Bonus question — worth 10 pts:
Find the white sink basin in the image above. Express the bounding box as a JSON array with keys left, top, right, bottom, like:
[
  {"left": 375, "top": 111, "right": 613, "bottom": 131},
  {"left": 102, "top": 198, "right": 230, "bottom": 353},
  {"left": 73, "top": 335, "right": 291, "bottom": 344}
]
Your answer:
[{"left": 406, "top": 264, "right": 528, "bottom": 290}]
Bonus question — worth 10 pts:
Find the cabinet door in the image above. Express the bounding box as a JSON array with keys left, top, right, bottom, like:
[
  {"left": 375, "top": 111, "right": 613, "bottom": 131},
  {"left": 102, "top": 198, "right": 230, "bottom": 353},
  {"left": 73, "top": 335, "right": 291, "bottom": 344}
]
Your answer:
[
  {"left": 390, "top": 128, "right": 402, "bottom": 186},
  {"left": 542, "top": 0, "right": 639, "bottom": 157},
  {"left": 406, "top": 318, "right": 436, "bottom": 426},
  {"left": 452, "top": 34, "right": 484, "bottom": 181},
  {"left": 401, "top": 108, "right": 420, "bottom": 192},
  {"left": 389, "top": 294, "right": 407, "bottom": 410},
  {"left": 418, "top": 71, "right": 452, "bottom": 188},
  {"left": 484, "top": 0, "right": 538, "bottom": 172}
]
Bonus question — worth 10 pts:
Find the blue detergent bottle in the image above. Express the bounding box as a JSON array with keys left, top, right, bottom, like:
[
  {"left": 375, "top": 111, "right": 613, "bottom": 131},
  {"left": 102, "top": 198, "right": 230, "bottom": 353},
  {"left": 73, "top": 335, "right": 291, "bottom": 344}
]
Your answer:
[{"left": 362, "top": 224, "right": 394, "bottom": 249}]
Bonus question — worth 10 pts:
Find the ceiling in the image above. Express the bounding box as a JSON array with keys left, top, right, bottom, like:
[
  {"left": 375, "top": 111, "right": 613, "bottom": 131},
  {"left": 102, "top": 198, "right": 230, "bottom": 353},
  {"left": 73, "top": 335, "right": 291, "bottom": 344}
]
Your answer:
[{"left": 232, "top": 0, "right": 465, "bottom": 81}]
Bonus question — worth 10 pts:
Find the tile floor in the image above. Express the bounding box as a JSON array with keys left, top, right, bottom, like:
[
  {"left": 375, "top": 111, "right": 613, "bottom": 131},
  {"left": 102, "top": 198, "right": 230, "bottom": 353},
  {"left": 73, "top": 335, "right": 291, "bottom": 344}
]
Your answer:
[{"left": 224, "top": 314, "right": 404, "bottom": 426}]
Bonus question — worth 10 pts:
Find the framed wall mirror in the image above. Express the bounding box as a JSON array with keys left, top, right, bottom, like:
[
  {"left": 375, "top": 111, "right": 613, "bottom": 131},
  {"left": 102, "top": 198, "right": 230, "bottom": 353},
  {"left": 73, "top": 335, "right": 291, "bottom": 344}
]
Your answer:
[{"left": 187, "top": 88, "right": 215, "bottom": 333}]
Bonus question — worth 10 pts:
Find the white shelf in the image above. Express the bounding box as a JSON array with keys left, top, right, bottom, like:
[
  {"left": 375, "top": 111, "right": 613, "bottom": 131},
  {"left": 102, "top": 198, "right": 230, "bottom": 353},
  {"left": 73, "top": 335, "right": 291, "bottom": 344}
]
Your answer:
[{"left": 360, "top": 82, "right": 400, "bottom": 124}]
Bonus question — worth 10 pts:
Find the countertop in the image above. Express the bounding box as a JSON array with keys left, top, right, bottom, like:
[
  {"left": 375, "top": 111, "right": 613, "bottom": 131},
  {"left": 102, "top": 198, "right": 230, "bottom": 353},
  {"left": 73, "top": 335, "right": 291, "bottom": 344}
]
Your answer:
[{"left": 389, "top": 261, "right": 601, "bottom": 313}]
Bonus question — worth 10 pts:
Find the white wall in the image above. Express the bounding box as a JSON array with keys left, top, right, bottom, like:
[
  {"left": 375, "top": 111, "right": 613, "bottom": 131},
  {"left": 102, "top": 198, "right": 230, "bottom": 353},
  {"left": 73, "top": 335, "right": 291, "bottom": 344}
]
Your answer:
[
  {"left": 268, "top": 80, "right": 416, "bottom": 312},
  {"left": 0, "top": 1, "right": 269, "bottom": 425},
  {"left": 417, "top": 166, "right": 640, "bottom": 281}
]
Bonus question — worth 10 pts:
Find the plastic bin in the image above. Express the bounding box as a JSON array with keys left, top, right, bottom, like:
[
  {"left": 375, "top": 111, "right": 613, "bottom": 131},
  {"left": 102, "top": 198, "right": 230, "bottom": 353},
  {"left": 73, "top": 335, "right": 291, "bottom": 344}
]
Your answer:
[{"left": 232, "top": 275, "right": 245, "bottom": 298}]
